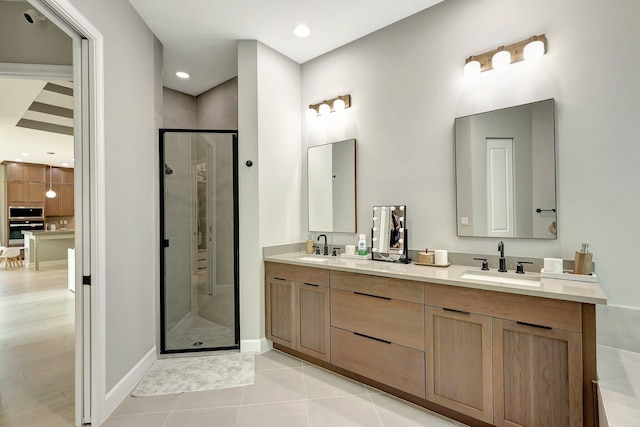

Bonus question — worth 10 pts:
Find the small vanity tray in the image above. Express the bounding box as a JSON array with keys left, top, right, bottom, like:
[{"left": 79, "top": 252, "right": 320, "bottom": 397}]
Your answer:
[
  {"left": 540, "top": 269, "right": 598, "bottom": 283},
  {"left": 414, "top": 261, "right": 451, "bottom": 268}
]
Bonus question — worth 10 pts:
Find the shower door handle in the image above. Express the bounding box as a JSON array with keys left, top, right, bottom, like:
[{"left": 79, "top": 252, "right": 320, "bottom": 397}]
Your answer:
[{"left": 163, "top": 239, "right": 170, "bottom": 248}]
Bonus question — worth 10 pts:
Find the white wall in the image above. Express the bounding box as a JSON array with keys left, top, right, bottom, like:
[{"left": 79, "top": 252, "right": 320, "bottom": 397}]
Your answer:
[
  {"left": 238, "top": 40, "right": 302, "bottom": 349},
  {"left": 68, "top": 0, "right": 160, "bottom": 394},
  {"left": 301, "top": 0, "right": 640, "bottom": 307}
]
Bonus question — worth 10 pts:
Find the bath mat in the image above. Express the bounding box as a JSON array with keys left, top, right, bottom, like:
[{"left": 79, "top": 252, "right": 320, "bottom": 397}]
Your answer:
[{"left": 132, "top": 352, "right": 255, "bottom": 396}]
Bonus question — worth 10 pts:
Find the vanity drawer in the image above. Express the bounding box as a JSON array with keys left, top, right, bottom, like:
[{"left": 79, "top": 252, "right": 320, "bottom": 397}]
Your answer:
[
  {"left": 330, "top": 270, "right": 424, "bottom": 303},
  {"left": 265, "top": 262, "right": 329, "bottom": 287},
  {"left": 425, "top": 283, "right": 582, "bottom": 332},
  {"left": 331, "top": 327, "right": 426, "bottom": 398},
  {"left": 331, "top": 288, "right": 425, "bottom": 350}
]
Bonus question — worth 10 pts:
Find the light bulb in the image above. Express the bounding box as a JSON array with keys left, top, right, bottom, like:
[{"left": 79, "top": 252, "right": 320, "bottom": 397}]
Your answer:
[
  {"left": 319, "top": 103, "right": 330, "bottom": 115},
  {"left": 464, "top": 60, "right": 481, "bottom": 77},
  {"left": 306, "top": 107, "right": 318, "bottom": 118},
  {"left": 492, "top": 50, "right": 511, "bottom": 69},
  {"left": 524, "top": 40, "right": 545, "bottom": 60},
  {"left": 46, "top": 189, "right": 57, "bottom": 198},
  {"left": 333, "top": 98, "right": 345, "bottom": 111}
]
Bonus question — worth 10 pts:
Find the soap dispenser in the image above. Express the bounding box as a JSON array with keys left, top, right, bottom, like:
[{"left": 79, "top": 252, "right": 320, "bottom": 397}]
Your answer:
[
  {"left": 306, "top": 235, "right": 314, "bottom": 254},
  {"left": 357, "top": 234, "right": 367, "bottom": 256}
]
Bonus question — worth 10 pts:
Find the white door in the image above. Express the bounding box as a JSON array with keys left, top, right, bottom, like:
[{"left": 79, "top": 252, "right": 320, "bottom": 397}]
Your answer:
[{"left": 486, "top": 138, "right": 515, "bottom": 237}]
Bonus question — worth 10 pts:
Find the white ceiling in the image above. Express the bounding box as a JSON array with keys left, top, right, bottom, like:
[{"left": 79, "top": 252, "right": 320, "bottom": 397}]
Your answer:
[
  {"left": 128, "top": 0, "right": 445, "bottom": 96},
  {"left": 0, "top": 78, "right": 74, "bottom": 167}
]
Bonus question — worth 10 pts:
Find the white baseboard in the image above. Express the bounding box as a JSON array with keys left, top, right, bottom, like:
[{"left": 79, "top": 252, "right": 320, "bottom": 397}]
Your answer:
[
  {"left": 104, "top": 347, "right": 156, "bottom": 418},
  {"left": 241, "top": 338, "right": 272, "bottom": 354}
]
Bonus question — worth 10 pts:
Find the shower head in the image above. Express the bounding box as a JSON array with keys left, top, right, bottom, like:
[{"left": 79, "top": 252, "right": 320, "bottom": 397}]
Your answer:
[{"left": 164, "top": 163, "right": 173, "bottom": 175}]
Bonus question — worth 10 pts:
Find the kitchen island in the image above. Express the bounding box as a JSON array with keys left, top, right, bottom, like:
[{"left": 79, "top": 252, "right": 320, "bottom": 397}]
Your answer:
[{"left": 21, "top": 229, "right": 74, "bottom": 271}]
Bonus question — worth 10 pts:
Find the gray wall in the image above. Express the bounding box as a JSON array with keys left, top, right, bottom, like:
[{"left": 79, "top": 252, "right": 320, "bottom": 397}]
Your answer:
[
  {"left": 67, "top": 0, "right": 161, "bottom": 392},
  {"left": 197, "top": 77, "right": 238, "bottom": 129},
  {"left": 301, "top": 0, "right": 640, "bottom": 310},
  {"left": 0, "top": 1, "right": 72, "bottom": 65}
]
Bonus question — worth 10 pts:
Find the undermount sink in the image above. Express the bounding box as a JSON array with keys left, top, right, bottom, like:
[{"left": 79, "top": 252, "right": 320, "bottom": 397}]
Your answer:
[
  {"left": 297, "top": 256, "right": 329, "bottom": 263},
  {"left": 460, "top": 270, "right": 540, "bottom": 287}
]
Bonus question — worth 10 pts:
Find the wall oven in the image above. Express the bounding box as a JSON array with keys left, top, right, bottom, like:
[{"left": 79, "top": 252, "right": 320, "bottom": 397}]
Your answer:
[{"left": 8, "top": 206, "right": 45, "bottom": 246}]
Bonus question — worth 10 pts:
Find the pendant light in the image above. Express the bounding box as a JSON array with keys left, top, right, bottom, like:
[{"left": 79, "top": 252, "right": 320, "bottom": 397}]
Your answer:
[{"left": 45, "top": 152, "right": 56, "bottom": 198}]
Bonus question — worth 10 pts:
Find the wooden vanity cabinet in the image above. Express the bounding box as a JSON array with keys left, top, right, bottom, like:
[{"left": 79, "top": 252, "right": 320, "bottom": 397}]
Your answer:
[
  {"left": 264, "top": 262, "right": 331, "bottom": 361},
  {"left": 425, "top": 306, "right": 493, "bottom": 424},
  {"left": 330, "top": 270, "right": 426, "bottom": 398},
  {"left": 493, "top": 319, "right": 583, "bottom": 427}
]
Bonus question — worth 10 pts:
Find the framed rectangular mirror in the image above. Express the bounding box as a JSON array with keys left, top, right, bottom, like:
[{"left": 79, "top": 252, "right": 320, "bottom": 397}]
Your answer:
[
  {"left": 308, "top": 139, "right": 357, "bottom": 233},
  {"left": 455, "top": 99, "right": 557, "bottom": 239}
]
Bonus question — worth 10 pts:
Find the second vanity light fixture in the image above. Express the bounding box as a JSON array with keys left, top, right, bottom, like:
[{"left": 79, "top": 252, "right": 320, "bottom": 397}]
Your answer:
[
  {"left": 464, "top": 34, "right": 547, "bottom": 76},
  {"left": 307, "top": 94, "right": 351, "bottom": 117}
]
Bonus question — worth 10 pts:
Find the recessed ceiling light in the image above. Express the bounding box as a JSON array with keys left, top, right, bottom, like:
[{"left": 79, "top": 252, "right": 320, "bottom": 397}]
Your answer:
[
  {"left": 22, "top": 153, "right": 30, "bottom": 156},
  {"left": 62, "top": 162, "right": 69, "bottom": 166},
  {"left": 176, "top": 71, "right": 190, "bottom": 79},
  {"left": 15, "top": 159, "right": 23, "bottom": 162},
  {"left": 293, "top": 24, "right": 311, "bottom": 38}
]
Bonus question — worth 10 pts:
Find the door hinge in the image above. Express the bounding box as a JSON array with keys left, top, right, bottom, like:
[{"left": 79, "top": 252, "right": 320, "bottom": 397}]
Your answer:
[{"left": 82, "top": 275, "right": 91, "bottom": 286}]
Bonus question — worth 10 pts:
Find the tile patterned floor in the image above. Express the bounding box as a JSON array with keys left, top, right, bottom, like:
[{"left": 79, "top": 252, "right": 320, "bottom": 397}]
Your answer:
[
  {"left": 105, "top": 350, "right": 468, "bottom": 427},
  {"left": 597, "top": 345, "right": 640, "bottom": 427}
]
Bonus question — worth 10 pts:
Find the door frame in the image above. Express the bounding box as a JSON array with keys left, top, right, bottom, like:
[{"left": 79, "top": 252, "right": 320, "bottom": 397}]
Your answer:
[
  {"left": 159, "top": 129, "right": 240, "bottom": 354},
  {"left": 26, "top": 0, "right": 105, "bottom": 424}
]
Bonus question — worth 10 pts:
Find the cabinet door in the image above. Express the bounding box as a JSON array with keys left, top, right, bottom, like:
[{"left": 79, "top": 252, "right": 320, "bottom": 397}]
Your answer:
[
  {"left": 6, "top": 164, "right": 25, "bottom": 182},
  {"left": 7, "top": 182, "right": 26, "bottom": 202},
  {"left": 296, "top": 283, "right": 330, "bottom": 362},
  {"left": 493, "top": 319, "right": 582, "bottom": 427},
  {"left": 27, "top": 166, "right": 46, "bottom": 183},
  {"left": 61, "top": 168, "right": 74, "bottom": 185},
  {"left": 265, "top": 277, "right": 295, "bottom": 348},
  {"left": 426, "top": 306, "right": 493, "bottom": 424},
  {"left": 60, "top": 184, "right": 74, "bottom": 216},
  {"left": 26, "top": 182, "right": 46, "bottom": 203},
  {"left": 45, "top": 183, "right": 61, "bottom": 216}
]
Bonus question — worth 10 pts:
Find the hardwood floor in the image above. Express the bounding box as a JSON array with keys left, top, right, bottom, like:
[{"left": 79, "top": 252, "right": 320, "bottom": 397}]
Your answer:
[{"left": 0, "top": 265, "right": 75, "bottom": 426}]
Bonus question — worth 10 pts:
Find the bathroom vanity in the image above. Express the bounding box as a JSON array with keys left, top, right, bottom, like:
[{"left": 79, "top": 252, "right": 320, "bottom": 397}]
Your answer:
[{"left": 264, "top": 253, "right": 606, "bottom": 427}]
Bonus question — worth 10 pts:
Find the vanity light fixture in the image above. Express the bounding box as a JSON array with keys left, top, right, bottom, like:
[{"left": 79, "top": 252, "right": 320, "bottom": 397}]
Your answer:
[
  {"left": 45, "top": 152, "right": 56, "bottom": 199},
  {"left": 307, "top": 94, "right": 351, "bottom": 117},
  {"left": 464, "top": 34, "right": 547, "bottom": 75}
]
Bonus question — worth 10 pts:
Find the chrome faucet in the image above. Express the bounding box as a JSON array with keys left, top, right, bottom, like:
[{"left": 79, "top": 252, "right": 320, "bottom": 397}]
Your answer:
[
  {"left": 498, "top": 241, "right": 507, "bottom": 272},
  {"left": 317, "top": 234, "right": 328, "bottom": 255}
]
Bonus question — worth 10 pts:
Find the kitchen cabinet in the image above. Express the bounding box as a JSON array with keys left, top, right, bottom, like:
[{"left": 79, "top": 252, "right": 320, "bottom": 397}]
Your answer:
[
  {"left": 493, "top": 319, "right": 582, "bottom": 427},
  {"left": 44, "top": 167, "right": 74, "bottom": 217},
  {"left": 5, "top": 163, "right": 47, "bottom": 204},
  {"left": 265, "top": 262, "right": 330, "bottom": 361},
  {"left": 425, "top": 306, "right": 493, "bottom": 424}
]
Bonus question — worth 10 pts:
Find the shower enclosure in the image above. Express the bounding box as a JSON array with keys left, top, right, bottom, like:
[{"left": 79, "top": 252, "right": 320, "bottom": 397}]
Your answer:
[{"left": 159, "top": 129, "right": 239, "bottom": 353}]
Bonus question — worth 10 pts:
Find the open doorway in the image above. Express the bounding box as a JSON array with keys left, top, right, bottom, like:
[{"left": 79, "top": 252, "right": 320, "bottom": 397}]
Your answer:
[{"left": 0, "top": 0, "right": 98, "bottom": 424}]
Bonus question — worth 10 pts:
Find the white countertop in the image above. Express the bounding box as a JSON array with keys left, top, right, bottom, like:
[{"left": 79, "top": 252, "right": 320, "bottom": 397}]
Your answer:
[
  {"left": 264, "top": 252, "right": 607, "bottom": 305},
  {"left": 21, "top": 229, "right": 75, "bottom": 236}
]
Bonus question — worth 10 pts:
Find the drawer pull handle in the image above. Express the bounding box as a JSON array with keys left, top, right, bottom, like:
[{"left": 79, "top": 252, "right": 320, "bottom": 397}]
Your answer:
[
  {"left": 353, "top": 291, "right": 391, "bottom": 301},
  {"left": 304, "top": 283, "right": 319, "bottom": 287},
  {"left": 354, "top": 332, "right": 391, "bottom": 344},
  {"left": 517, "top": 321, "right": 552, "bottom": 330},
  {"left": 272, "top": 277, "right": 287, "bottom": 281},
  {"left": 443, "top": 307, "right": 470, "bottom": 315}
]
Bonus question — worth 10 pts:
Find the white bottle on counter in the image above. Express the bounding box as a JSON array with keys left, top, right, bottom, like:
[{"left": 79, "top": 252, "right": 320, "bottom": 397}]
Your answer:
[{"left": 357, "top": 234, "right": 367, "bottom": 256}]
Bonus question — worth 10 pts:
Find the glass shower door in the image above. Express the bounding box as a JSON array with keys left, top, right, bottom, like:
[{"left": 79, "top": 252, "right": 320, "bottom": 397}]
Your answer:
[{"left": 160, "top": 130, "right": 239, "bottom": 353}]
